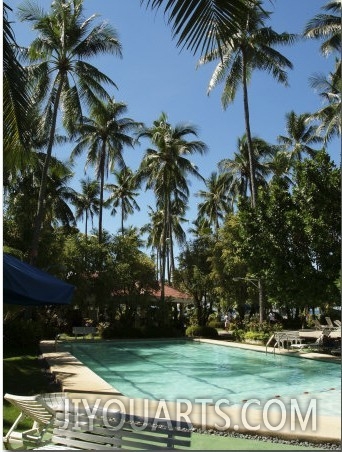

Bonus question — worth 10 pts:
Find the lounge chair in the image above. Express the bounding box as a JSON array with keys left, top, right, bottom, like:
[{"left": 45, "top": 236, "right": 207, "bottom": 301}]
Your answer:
[
  {"left": 290, "top": 341, "right": 322, "bottom": 350},
  {"left": 33, "top": 402, "right": 192, "bottom": 450},
  {"left": 3, "top": 393, "right": 65, "bottom": 450},
  {"left": 325, "top": 317, "right": 339, "bottom": 329},
  {"left": 334, "top": 319, "right": 341, "bottom": 328},
  {"left": 312, "top": 318, "right": 334, "bottom": 333},
  {"left": 312, "top": 318, "right": 324, "bottom": 329},
  {"left": 291, "top": 331, "right": 339, "bottom": 352}
]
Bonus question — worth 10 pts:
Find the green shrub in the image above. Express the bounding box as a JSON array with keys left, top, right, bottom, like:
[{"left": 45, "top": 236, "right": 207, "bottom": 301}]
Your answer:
[
  {"left": 3, "top": 319, "right": 46, "bottom": 347},
  {"left": 101, "top": 323, "right": 143, "bottom": 339},
  {"left": 231, "top": 328, "right": 245, "bottom": 342},
  {"left": 208, "top": 320, "right": 224, "bottom": 329},
  {"left": 100, "top": 323, "right": 182, "bottom": 339},
  {"left": 244, "top": 331, "right": 270, "bottom": 344},
  {"left": 185, "top": 325, "right": 218, "bottom": 338},
  {"left": 243, "top": 319, "right": 282, "bottom": 334}
]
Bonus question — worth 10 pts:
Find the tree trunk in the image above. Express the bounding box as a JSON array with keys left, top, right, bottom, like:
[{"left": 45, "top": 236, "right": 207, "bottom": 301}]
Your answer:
[
  {"left": 169, "top": 233, "right": 175, "bottom": 283},
  {"left": 121, "top": 203, "right": 124, "bottom": 235},
  {"left": 160, "top": 195, "right": 169, "bottom": 302},
  {"left": 242, "top": 52, "right": 257, "bottom": 208},
  {"left": 85, "top": 210, "right": 88, "bottom": 238},
  {"left": 30, "top": 78, "right": 64, "bottom": 264},
  {"left": 98, "top": 144, "right": 106, "bottom": 244},
  {"left": 258, "top": 279, "right": 264, "bottom": 323}
]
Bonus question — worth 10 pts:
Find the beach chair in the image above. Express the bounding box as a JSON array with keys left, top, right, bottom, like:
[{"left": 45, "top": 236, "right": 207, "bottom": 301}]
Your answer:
[
  {"left": 312, "top": 318, "right": 334, "bottom": 333},
  {"left": 312, "top": 318, "right": 323, "bottom": 329},
  {"left": 290, "top": 335, "right": 323, "bottom": 351},
  {"left": 325, "top": 317, "right": 338, "bottom": 329},
  {"left": 33, "top": 402, "right": 192, "bottom": 450},
  {"left": 333, "top": 319, "right": 341, "bottom": 328},
  {"left": 291, "top": 330, "right": 339, "bottom": 352},
  {"left": 3, "top": 393, "right": 65, "bottom": 450}
]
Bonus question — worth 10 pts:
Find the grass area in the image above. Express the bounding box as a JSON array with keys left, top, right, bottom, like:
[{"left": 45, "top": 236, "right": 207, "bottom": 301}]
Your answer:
[{"left": 3, "top": 345, "right": 54, "bottom": 434}]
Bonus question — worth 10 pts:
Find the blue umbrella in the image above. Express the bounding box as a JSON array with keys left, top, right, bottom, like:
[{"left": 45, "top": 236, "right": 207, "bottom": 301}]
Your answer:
[{"left": 3, "top": 254, "right": 75, "bottom": 305}]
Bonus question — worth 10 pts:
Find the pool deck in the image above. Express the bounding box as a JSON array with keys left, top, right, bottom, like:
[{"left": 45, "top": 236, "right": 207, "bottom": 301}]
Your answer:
[{"left": 39, "top": 338, "right": 341, "bottom": 445}]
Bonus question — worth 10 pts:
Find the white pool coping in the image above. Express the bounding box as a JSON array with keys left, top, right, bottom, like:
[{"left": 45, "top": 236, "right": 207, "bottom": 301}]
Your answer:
[{"left": 39, "top": 338, "right": 341, "bottom": 444}]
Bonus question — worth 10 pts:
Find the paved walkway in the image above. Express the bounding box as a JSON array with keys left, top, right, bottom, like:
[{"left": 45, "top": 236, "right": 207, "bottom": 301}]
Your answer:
[
  {"left": 39, "top": 338, "right": 341, "bottom": 445},
  {"left": 40, "top": 340, "right": 122, "bottom": 395}
]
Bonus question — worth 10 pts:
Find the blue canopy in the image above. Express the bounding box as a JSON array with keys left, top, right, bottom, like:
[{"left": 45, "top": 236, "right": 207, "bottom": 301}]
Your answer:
[{"left": 3, "top": 254, "right": 75, "bottom": 305}]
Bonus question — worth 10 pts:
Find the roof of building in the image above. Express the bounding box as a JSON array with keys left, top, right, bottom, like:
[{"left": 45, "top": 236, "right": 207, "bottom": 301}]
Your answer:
[{"left": 152, "top": 285, "right": 193, "bottom": 303}]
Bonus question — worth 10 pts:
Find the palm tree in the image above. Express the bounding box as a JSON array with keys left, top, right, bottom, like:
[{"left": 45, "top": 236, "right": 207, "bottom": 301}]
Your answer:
[
  {"left": 140, "top": 0, "right": 262, "bottom": 56},
  {"left": 303, "top": 0, "right": 341, "bottom": 57},
  {"left": 3, "top": 3, "right": 32, "bottom": 171},
  {"left": 72, "top": 98, "right": 140, "bottom": 243},
  {"left": 277, "top": 111, "right": 323, "bottom": 162},
  {"left": 167, "top": 199, "right": 188, "bottom": 280},
  {"left": 198, "top": 2, "right": 295, "bottom": 207},
  {"left": 303, "top": 1, "right": 341, "bottom": 143},
  {"left": 219, "top": 135, "right": 275, "bottom": 203},
  {"left": 18, "top": 0, "right": 122, "bottom": 262},
  {"left": 267, "top": 150, "right": 293, "bottom": 185},
  {"left": 105, "top": 168, "right": 141, "bottom": 235},
  {"left": 73, "top": 177, "right": 100, "bottom": 238},
  {"left": 308, "top": 62, "right": 341, "bottom": 142},
  {"left": 196, "top": 172, "right": 232, "bottom": 233},
  {"left": 41, "top": 160, "right": 77, "bottom": 229},
  {"left": 5, "top": 155, "right": 77, "bottom": 252},
  {"left": 141, "top": 206, "right": 165, "bottom": 280},
  {"left": 188, "top": 217, "right": 213, "bottom": 238},
  {"left": 137, "top": 112, "right": 208, "bottom": 299}
]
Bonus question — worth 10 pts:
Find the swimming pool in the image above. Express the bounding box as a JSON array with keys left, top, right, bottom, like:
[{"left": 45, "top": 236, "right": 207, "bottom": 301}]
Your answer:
[{"left": 60, "top": 340, "right": 341, "bottom": 416}]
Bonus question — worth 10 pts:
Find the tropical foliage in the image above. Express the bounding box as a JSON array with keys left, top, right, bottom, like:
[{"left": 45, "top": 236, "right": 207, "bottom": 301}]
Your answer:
[
  {"left": 3, "top": 0, "right": 341, "bottom": 333},
  {"left": 198, "top": 2, "right": 296, "bottom": 206},
  {"left": 71, "top": 99, "right": 140, "bottom": 242},
  {"left": 140, "top": 0, "right": 263, "bottom": 56},
  {"left": 18, "top": 0, "right": 122, "bottom": 261},
  {"left": 137, "top": 112, "right": 208, "bottom": 296}
]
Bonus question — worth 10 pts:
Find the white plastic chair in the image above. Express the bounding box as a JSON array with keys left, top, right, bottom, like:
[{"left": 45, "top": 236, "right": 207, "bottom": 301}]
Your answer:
[{"left": 3, "top": 393, "right": 65, "bottom": 450}]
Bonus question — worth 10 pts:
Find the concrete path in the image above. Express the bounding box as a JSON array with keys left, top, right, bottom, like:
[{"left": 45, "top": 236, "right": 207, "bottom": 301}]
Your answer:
[{"left": 40, "top": 340, "right": 122, "bottom": 395}]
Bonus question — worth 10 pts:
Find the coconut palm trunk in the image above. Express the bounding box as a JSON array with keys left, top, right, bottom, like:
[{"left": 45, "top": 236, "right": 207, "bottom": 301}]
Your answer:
[
  {"left": 98, "top": 144, "right": 106, "bottom": 244},
  {"left": 160, "top": 194, "right": 170, "bottom": 302},
  {"left": 121, "top": 208, "right": 125, "bottom": 235},
  {"left": 242, "top": 52, "right": 257, "bottom": 208},
  {"left": 169, "top": 234, "right": 175, "bottom": 282},
  {"left": 85, "top": 210, "right": 89, "bottom": 238},
  {"left": 30, "top": 79, "right": 64, "bottom": 264}
]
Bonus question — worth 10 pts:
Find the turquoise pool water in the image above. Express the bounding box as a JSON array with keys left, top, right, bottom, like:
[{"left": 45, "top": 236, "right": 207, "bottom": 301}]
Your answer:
[{"left": 61, "top": 340, "right": 341, "bottom": 416}]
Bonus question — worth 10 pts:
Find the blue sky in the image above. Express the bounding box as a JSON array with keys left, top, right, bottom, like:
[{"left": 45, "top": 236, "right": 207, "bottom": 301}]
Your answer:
[{"left": 9, "top": 0, "right": 340, "bottom": 249}]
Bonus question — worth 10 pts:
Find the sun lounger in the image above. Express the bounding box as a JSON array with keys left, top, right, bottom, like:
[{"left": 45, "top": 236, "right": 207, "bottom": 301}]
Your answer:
[
  {"left": 33, "top": 402, "right": 192, "bottom": 450},
  {"left": 290, "top": 342, "right": 322, "bottom": 350},
  {"left": 325, "top": 317, "right": 339, "bottom": 329},
  {"left": 3, "top": 393, "right": 65, "bottom": 450},
  {"left": 312, "top": 318, "right": 335, "bottom": 334},
  {"left": 291, "top": 330, "right": 339, "bottom": 352},
  {"left": 334, "top": 320, "right": 341, "bottom": 327}
]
